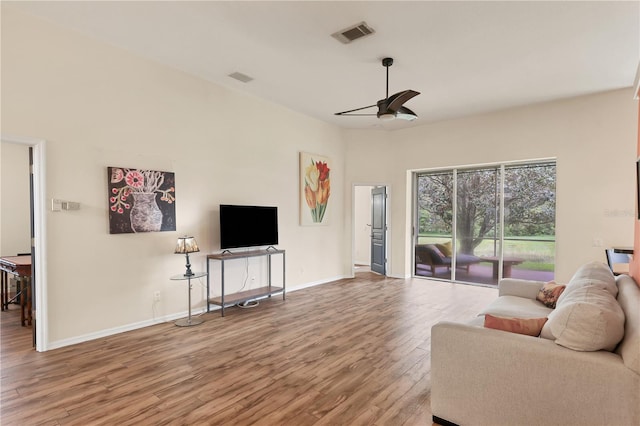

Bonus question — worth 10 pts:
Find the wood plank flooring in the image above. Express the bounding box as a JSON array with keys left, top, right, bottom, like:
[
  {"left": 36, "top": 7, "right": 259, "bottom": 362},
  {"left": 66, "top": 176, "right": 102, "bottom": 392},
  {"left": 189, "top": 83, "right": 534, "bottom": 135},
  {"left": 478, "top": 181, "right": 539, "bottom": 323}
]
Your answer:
[{"left": 1, "top": 273, "right": 497, "bottom": 425}]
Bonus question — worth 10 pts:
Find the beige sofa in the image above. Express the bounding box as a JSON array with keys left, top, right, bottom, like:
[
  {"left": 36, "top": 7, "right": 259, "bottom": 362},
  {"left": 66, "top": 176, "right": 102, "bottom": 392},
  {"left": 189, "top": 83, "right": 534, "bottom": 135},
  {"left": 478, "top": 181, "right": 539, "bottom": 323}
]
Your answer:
[{"left": 431, "top": 262, "right": 640, "bottom": 426}]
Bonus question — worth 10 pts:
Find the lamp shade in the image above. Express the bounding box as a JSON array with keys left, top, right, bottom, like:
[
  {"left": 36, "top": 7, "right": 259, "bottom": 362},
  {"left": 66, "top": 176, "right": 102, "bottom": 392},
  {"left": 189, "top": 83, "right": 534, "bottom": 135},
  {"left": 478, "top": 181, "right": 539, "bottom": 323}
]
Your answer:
[{"left": 175, "top": 236, "right": 199, "bottom": 254}]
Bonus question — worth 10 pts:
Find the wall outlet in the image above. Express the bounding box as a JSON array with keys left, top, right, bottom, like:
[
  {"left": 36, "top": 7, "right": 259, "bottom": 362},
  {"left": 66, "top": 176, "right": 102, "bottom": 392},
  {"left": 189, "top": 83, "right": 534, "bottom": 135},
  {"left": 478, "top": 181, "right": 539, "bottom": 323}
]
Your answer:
[
  {"left": 153, "top": 291, "right": 161, "bottom": 301},
  {"left": 592, "top": 238, "right": 603, "bottom": 247}
]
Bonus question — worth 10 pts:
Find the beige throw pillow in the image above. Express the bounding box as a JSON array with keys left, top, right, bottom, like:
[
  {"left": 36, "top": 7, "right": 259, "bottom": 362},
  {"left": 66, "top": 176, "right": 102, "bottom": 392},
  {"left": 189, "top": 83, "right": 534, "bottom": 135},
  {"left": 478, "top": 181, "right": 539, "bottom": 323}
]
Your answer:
[
  {"left": 540, "top": 262, "right": 624, "bottom": 351},
  {"left": 560, "top": 261, "right": 618, "bottom": 303},
  {"left": 541, "top": 286, "right": 624, "bottom": 351}
]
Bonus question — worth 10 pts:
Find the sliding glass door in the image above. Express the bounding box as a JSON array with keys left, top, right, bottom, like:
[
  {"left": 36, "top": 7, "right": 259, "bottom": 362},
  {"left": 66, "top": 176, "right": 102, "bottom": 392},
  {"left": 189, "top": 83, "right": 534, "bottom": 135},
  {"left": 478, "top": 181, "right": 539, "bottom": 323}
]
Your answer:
[
  {"left": 415, "top": 172, "right": 453, "bottom": 280},
  {"left": 414, "top": 161, "right": 555, "bottom": 286},
  {"left": 455, "top": 167, "right": 501, "bottom": 285}
]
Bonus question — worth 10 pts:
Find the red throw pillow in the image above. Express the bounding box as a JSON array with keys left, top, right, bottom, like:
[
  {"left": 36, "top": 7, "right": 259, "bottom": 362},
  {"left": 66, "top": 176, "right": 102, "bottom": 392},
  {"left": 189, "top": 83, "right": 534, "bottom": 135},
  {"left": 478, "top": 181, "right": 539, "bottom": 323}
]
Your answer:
[
  {"left": 484, "top": 314, "right": 548, "bottom": 337},
  {"left": 536, "top": 281, "right": 566, "bottom": 308}
]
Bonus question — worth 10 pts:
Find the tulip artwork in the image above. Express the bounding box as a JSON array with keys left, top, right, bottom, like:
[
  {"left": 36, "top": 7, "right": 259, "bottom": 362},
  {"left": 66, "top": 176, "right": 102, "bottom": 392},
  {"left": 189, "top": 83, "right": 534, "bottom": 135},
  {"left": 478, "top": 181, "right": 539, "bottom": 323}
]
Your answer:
[{"left": 300, "top": 152, "right": 331, "bottom": 225}]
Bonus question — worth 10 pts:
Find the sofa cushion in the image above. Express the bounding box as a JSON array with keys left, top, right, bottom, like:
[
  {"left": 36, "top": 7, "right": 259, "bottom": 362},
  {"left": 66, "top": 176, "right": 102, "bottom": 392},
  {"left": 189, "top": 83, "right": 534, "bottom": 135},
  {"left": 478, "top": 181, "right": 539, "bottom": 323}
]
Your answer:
[
  {"left": 484, "top": 314, "right": 548, "bottom": 336},
  {"left": 536, "top": 281, "right": 566, "bottom": 308},
  {"left": 559, "top": 261, "right": 618, "bottom": 303},
  {"left": 615, "top": 274, "right": 640, "bottom": 375},
  {"left": 479, "top": 295, "right": 554, "bottom": 319},
  {"left": 541, "top": 285, "right": 625, "bottom": 351}
]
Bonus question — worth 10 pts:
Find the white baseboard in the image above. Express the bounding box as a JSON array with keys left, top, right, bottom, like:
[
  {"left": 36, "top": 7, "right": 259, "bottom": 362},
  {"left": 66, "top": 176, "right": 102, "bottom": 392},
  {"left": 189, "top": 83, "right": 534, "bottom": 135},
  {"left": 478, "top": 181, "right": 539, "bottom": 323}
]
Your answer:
[
  {"left": 288, "top": 275, "right": 348, "bottom": 292},
  {"left": 47, "top": 307, "right": 206, "bottom": 350},
  {"left": 47, "top": 275, "right": 348, "bottom": 350}
]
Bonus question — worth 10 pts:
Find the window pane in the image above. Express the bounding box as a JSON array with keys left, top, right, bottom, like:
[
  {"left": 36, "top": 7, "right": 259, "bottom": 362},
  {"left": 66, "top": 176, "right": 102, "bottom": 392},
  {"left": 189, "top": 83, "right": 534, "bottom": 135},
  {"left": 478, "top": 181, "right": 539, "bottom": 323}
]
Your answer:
[
  {"left": 456, "top": 168, "right": 501, "bottom": 285},
  {"left": 415, "top": 172, "right": 453, "bottom": 280},
  {"left": 502, "top": 163, "right": 556, "bottom": 281}
]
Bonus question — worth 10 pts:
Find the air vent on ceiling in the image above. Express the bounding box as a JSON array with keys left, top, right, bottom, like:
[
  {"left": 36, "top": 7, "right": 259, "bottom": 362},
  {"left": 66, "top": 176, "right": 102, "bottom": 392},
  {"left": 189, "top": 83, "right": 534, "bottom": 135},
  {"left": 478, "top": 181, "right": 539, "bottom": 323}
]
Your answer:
[
  {"left": 331, "top": 21, "right": 375, "bottom": 44},
  {"left": 228, "top": 72, "right": 254, "bottom": 83}
]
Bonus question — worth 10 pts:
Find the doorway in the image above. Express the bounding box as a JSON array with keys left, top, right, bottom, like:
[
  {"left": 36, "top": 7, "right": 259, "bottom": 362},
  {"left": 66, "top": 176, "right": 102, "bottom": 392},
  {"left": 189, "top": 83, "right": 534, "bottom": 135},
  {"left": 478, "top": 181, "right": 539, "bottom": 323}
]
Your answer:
[
  {"left": 352, "top": 184, "right": 388, "bottom": 276},
  {"left": 1, "top": 135, "right": 47, "bottom": 351}
]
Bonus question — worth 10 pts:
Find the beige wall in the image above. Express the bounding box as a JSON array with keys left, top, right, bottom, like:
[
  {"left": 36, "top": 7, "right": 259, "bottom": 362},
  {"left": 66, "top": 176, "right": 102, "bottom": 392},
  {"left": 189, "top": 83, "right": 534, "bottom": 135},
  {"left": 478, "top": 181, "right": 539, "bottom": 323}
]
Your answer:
[
  {"left": 344, "top": 89, "right": 638, "bottom": 282},
  {"left": 0, "top": 142, "right": 31, "bottom": 255},
  {"left": 1, "top": 8, "right": 346, "bottom": 346}
]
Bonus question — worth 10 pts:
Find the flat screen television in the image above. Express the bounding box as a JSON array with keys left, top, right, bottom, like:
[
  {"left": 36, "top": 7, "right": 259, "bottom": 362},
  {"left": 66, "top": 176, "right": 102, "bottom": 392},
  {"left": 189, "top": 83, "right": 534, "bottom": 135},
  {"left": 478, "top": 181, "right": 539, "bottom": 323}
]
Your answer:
[{"left": 219, "top": 204, "right": 278, "bottom": 250}]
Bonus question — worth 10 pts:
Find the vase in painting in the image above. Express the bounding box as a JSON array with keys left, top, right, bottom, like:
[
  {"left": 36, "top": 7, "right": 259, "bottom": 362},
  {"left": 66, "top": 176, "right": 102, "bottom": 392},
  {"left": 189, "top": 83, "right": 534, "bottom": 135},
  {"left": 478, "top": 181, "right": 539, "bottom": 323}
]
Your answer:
[{"left": 130, "top": 192, "right": 162, "bottom": 232}]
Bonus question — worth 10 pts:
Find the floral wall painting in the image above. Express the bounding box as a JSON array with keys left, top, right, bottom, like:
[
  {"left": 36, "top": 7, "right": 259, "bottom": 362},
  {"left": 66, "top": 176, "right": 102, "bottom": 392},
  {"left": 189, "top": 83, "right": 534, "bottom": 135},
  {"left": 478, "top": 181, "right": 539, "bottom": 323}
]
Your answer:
[
  {"left": 300, "top": 152, "right": 331, "bottom": 226},
  {"left": 107, "top": 167, "right": 176, "bottom": 234}
]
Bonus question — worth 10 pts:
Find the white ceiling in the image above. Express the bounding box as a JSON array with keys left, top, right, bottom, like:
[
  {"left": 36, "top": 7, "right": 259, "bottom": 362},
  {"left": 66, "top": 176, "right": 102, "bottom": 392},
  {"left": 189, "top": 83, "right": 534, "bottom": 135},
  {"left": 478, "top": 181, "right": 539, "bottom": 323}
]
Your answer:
[{"left": 6, "top": 1, "right": 640, "bottom": 130}]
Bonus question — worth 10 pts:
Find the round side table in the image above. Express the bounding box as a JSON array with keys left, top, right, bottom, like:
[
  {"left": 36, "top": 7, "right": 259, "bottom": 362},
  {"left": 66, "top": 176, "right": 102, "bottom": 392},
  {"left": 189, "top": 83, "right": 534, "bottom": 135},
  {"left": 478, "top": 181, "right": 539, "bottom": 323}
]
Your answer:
[{"left": 170, "top": 272, "right": 207, "bottom": 327}]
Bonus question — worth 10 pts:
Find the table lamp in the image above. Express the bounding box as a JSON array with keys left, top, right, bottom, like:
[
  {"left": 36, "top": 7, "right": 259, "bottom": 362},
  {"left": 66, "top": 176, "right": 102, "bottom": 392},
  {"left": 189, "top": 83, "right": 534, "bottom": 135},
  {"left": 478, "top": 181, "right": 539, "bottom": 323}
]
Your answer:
[{"left": 175, "top": 236, "right": 199, "bottom": 276}]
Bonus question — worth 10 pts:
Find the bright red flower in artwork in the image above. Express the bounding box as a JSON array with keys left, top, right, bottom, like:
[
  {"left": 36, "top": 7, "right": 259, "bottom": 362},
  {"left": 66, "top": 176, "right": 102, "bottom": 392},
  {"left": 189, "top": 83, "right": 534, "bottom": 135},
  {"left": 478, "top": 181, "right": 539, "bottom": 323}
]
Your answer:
[{"left": 316, "top": 161, "right": 330, "bottom": 181}]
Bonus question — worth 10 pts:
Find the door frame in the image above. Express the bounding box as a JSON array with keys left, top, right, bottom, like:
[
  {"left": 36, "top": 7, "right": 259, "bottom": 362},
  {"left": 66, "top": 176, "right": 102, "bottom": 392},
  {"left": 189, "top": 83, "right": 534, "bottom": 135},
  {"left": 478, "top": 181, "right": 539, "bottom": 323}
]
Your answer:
[
  {"left": 2, "top": 134, "right": 48, "bottom": 351},
  {"left": 351, "top": 183, "right": 390, "bottom": 278}
]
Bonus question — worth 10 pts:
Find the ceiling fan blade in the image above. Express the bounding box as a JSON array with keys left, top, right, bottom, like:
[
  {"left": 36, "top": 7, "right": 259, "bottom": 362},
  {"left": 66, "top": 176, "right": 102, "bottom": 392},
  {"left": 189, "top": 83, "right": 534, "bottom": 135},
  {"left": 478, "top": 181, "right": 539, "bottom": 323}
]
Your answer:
[
  {"left": 334, "top": 104, "right": 377, "bottom": 116},
  {"left": 337, "top": 58, "right": 419, "bottom": 122},
  {"left": 395, "top": 105, "right": 418, "bottom": 121},
  {"left": 336, "top": 113, "right": 378, "bottom": 116},
  {"left": 386, "top": 90, "right": 420, "bottom": 112}
]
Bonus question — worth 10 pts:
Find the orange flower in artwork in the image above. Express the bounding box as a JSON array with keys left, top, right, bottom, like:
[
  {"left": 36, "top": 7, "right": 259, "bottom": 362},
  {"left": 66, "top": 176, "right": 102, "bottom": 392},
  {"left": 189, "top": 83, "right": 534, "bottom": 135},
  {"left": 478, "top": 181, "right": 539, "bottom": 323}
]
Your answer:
[
  {"left": 317, "top": 179, "right": 330, "bottom": 204},
  {"left": 305, "top": 185, "right": 316, "bottom": 209}
]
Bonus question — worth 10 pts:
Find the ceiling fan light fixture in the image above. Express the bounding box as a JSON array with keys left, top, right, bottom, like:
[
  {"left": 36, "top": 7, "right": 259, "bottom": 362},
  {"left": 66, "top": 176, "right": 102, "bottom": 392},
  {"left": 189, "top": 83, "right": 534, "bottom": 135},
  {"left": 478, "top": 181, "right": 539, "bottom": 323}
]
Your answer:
[{"left": 378, "top": 112, "right": 396, "bottom": 121}]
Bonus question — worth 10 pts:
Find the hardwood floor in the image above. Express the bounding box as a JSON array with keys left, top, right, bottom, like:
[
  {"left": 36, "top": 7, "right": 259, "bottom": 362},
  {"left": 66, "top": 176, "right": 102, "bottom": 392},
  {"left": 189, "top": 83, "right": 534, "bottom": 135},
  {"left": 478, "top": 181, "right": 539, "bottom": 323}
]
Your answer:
[{"left": 1, "top": 273, "right": 497, "bottom": 425}]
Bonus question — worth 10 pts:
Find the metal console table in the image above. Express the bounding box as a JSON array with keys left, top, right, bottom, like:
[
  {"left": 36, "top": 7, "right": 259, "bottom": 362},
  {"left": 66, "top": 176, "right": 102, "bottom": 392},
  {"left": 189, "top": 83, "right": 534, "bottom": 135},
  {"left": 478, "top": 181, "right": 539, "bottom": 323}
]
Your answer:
[{"left": 206, "top": 249, "right": 285, "bottom": 316}]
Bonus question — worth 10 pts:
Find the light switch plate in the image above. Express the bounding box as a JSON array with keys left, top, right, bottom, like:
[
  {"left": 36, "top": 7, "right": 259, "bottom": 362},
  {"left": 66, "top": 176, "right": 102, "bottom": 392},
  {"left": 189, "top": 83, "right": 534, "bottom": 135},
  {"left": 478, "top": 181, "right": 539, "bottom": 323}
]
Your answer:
[
  {"left": 62, "top": 201, "right": 80, "bottom": 210},
  {"left": 51, "top": 199, "right": 62, "bottom": 212}
]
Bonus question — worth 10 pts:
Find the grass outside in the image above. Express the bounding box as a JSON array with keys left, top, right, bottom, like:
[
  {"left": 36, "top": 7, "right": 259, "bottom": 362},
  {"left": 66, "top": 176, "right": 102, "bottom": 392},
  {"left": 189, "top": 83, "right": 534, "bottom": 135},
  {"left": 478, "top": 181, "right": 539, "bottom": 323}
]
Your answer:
[{"left": 417, "top": 234, "right": 555, "bottom": 272}]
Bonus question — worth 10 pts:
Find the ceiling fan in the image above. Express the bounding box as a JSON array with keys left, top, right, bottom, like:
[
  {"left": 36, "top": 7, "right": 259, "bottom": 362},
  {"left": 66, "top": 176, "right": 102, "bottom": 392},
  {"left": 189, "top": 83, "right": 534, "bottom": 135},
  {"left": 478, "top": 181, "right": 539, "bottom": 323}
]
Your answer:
[{"left": 335, "top": 57, "right": 420, "bottom": 121}]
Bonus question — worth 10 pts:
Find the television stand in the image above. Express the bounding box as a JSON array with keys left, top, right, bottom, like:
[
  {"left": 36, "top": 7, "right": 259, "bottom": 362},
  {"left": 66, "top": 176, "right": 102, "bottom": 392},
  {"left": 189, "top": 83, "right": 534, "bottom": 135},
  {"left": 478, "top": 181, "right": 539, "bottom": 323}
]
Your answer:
[{"left": 206, "top": 249, "right": 285, "bottom": 317}]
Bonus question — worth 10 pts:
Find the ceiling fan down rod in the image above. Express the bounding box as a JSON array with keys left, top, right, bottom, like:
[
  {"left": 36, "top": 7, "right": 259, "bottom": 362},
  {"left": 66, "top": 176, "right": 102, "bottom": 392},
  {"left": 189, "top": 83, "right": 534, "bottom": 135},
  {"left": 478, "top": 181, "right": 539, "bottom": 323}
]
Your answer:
[{"left": 382, "top": 57, "right": 393, "bottom": 100}]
